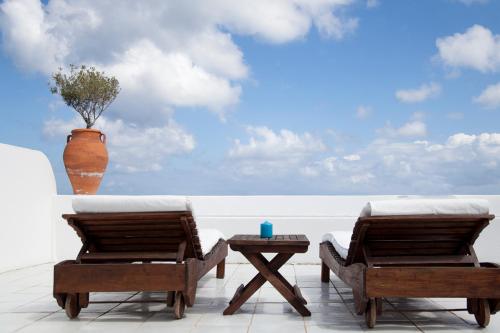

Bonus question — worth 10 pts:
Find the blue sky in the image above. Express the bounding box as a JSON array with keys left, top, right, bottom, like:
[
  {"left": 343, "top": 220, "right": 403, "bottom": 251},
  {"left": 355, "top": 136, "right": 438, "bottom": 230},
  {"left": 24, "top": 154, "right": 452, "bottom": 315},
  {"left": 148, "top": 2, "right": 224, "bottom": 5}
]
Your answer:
[{"left": 1, "top": 0, "right": 500, "bottom": 195}]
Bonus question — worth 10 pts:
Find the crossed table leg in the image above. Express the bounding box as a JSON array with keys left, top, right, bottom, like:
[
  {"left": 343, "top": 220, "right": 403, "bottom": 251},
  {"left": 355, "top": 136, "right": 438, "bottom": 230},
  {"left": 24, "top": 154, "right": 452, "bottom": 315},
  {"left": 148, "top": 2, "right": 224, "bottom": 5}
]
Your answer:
[{"left": 223, "top": 252, "right": 311, "bottom": 316}]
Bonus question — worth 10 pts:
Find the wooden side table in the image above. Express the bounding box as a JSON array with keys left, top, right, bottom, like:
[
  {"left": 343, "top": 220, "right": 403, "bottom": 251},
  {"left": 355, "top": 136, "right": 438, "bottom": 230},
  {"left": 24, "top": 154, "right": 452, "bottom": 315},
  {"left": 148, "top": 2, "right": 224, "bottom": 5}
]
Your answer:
[{"left": 223, "top": 234, "right": 311, "bottom": 316}]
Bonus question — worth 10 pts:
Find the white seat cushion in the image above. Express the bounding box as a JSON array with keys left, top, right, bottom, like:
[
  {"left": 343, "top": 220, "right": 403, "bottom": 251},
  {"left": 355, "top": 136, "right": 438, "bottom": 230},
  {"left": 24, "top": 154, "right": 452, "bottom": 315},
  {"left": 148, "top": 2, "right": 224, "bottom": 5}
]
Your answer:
[
  {"left": 360, "top": 198, "right": 489, "bottom": 217},
  {"left": 321, "top": 231, "right": 352, "bottom": 259},
  {"left": 72, "top": 195, "right": 193, "bottom": 213},
  {"left": 198, "top": 228, "right": 225, "bottom": 256}
]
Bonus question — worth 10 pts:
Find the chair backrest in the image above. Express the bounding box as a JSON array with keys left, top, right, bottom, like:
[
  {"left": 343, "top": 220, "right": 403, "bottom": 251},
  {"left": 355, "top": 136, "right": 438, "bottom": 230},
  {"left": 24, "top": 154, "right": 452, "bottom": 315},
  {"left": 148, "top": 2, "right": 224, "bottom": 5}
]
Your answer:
[
  {"left": 62, "top": 211, "right": 204, "bottom": 262},
  {"left": 345, "top": 214, "right": 495, "bottom": 267}
]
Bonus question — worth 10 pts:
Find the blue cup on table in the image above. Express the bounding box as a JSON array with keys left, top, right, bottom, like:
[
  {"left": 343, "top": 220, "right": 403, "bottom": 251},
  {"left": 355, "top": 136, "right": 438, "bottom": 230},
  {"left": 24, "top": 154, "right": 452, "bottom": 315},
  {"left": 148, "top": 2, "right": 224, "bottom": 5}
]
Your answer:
[{"left": 260, "top": 221, "right": 273, "bottom": 238}]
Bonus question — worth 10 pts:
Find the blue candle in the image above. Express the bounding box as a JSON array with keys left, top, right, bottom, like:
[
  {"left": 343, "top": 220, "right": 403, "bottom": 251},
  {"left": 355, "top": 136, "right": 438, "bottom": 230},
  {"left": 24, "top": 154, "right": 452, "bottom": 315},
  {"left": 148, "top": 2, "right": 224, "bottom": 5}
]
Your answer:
[{"left": 260, "top": 221, "right": 273, "bottom": 238}]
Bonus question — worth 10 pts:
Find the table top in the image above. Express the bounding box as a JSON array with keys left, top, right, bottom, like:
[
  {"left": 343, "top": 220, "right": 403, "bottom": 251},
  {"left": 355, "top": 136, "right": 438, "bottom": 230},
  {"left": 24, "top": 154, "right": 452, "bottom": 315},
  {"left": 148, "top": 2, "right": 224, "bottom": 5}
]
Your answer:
[{"left": 227, "top": 234, "right": 309, "bottom": 247}]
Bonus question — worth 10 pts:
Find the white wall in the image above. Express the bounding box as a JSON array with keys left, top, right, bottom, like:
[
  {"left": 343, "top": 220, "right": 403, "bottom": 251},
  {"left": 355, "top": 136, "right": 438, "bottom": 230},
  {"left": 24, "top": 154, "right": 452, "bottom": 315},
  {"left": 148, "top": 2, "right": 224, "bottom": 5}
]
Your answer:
[
  {"left": 1, "top": 143, "right": 498, "bottom": 269},
  {"left": 54, "top": 195, "right": 500, "bottom": 264},
  {"left": 0, "top": 144, "right": 56, "bottom": 272}
]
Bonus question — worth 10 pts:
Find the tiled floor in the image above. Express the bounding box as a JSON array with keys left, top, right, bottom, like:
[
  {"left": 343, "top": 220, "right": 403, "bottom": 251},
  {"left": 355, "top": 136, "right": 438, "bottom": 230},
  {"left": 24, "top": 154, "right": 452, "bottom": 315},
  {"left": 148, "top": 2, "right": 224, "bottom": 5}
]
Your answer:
[{"left": 0, "top": 263, "right": 498, "bottom": 332}]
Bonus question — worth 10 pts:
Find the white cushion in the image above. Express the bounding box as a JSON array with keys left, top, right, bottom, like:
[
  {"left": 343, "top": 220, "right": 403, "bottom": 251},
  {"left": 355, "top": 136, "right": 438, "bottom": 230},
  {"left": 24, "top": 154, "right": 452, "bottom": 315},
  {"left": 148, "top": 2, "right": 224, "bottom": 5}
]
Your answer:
[
  {"left": 321, "top": 231, "right": 352, "bottom": 259},
  {"left": 360, "top": 198, "right": 489, "bottom": 217},
  {"left": 198, "top": 228, "right": 225, "bottom": 256},
  {"left": 72, "top": 195, "right": 193, "bottom": 213}
]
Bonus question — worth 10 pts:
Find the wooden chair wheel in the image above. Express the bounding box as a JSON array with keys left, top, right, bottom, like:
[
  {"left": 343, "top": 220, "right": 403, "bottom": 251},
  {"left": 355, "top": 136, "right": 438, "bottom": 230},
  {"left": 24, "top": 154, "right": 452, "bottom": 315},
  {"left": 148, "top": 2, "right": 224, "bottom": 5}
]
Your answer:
[
  {"left": 474, "top": 299, "right": 490, "bottom": 328},
  {"left": 173, "top": 292, "right": 185, "bottom": 319},
  {"left": 365, "top": 298, "right": 377, "bottom": 328},
  {"left": 64, "top": 293, "right": 81, "bottom": 319}
]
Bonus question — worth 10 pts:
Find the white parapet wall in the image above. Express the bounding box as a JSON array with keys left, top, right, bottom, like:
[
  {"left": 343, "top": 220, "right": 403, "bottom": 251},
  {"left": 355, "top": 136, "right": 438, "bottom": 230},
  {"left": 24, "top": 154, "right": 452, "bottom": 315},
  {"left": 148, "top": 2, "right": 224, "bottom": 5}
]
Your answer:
[
  {"left": 2, "top": 143, "right": 499, "bottom": 269},
  {"left": 0, "top": 144, "right": 56, "bottom": 272},
  {"left": 53, "top": 195, "right": 500, "bottom": 264}
]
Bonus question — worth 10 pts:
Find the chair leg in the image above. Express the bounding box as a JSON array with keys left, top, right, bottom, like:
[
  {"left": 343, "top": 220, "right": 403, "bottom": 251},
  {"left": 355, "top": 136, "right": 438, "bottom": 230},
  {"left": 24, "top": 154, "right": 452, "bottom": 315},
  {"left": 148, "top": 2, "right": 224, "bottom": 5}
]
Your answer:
[
  {"left": 321, "top": 261, "right": 330, "bottom": 282},
  {"left": 365, "top": 298, "right": 377, "bottom": 328},
  {"left": 167, "top": 291, "right": 175, "bottom": 307},
  {"left": 78, "top": 293, "right": 89, "bottom": 308},
  {"left": 217, "top": 259, "right": 225, "bottom": 279},
  {"left": 376, "top": 298, "right": 383, "bottom": 316},
  {"left": 173, "top": 292, "right": 185, "bottom": 319}
]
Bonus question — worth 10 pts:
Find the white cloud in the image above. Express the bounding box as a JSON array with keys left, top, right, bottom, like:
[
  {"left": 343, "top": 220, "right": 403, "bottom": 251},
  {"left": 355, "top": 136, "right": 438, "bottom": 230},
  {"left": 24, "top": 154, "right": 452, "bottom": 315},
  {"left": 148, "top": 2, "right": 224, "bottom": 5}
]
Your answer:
[
  {"left": 343, "top": 154, "right": 361, "bottom": 161},
  {"left": 0, "top": 0, "right": 359, "bottom": 171},
  {"left": 445, "top": 132, "right": 500, "bottom": 148},
  {"left": 0, "top": 0, "right": 358, "bottom": 122},
  {"left": 366, "top": 0, "right": 380, "bottom": 8},
  {"left": 223, "top": 125, "right": 500, "bottom": 193},
  {"left": 395, "top": 82, "right": 441, "bottom": 103},
  {"left": 350, "top": 173, "right": 374, "bottom": 184},
  {"left": 397, "top": 120, "right": 427, "bottom": 137},
  {"left": 378, "top": 114, "right": 427, "bottom": 138},
  {"left": 454, "top": 0, "right": 488, "bottom": 4},
  {"left": 300, "top": 131, "right": 500, "bottom": 193},
  {"left": 101, "top": 39, "right": 241, "bottom": 121},
  {"left": 228, "top": 126, "right": 326, "bottom": 175},
  {"left": 43, "top": 116, "right": 195, "bottom": 173},
  {"left": 0, "top": 0, "right": 359, "bottom": 101},
  {"left": 230, "top": 126, "right": 325, "bottom": 159},
  {"left": 356, "top": 105, "right": 372, "bottom": 119},
  {"left": 435, "top": 25, "right": 500, "bottom": 73},
  {"left": 446, "top": 133, "right": 477, "bottom": 147},
  {"left": 297, "top": 0, "right": 358, "bottom": 40},
  {"left": 0, "top": 0, "right": 73, "bottom": 73},
  {"left": 474, "top": 82, "right": 500, "bottom": 109}
]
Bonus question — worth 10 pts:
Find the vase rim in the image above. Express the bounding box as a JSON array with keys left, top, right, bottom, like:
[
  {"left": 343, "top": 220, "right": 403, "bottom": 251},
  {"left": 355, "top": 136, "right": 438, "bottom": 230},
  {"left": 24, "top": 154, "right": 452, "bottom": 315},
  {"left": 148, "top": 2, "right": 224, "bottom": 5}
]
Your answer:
[{"left": 71, "top": 128, "right": 103, "bottom": 134}]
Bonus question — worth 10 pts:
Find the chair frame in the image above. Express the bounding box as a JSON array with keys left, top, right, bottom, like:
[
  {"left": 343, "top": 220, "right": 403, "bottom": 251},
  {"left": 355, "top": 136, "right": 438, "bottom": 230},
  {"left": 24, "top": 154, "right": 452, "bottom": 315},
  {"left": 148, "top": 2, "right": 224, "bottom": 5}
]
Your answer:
[
  {"left": 319, "top": 214, "right": 500, "bottom": 328},
  {"left": 53, "top": 211, "right": 227, "bottom": 319}
]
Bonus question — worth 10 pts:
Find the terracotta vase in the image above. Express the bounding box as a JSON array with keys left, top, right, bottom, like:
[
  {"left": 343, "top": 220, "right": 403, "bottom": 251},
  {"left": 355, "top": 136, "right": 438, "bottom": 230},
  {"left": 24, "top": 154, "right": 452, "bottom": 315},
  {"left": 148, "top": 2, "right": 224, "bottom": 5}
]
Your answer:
[{"left": 63, "top": 128, "right": 109, "bottom": 195}]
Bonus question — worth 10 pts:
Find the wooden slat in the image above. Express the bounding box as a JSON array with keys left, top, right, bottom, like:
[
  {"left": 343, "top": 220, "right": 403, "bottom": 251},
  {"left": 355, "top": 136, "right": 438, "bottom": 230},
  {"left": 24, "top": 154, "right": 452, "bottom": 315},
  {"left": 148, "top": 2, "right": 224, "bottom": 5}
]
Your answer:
[
  {"left": 228, "top": 234, "right": 309, "bottom": 246},
  {"left": 368, "top": 255, "right": 477, "bottom": 266},
  {"left": 366, "top": 267, "right": 500, "bottom": 298},
  {"left": 54, "top": 262, "right": 185, "bottom": 292},
  {"left": 79, "top": 220, "right": 183, "bottom": 227},
  {"left": 366, "top": 228, "right": 473, "bottom": 237},
  {"left": 83, "top": 224, "right": 184, "bottom": 231},
  {"left": 229, "top": 244, "right": 308, "bottom": 254},
  {"left": 366, "top": 240, "right": 461, "bottom": 248},
  {"left": 358, "top": 215, "right": 494, "bottom": 223},
  {"left": 80, "top": 251, "right": 177, "bottom": 262},
  {"left": 95, "top": 237, "right": 184, "bottom": 246},
  {"left": 367, "top": 240, "right": 462, "bottom": 256},
  {"left": 64, "top": 211, "right": 207, "bottom": 261},
  {"left": 63, "top": 212, "right": 189, "bottom": 221},
  {"left": 369, "top": 248, "right": 465, "bottom": 258},
  {"left": 97, "top": 244, "right": 180, "bottom": 252},
  {"left": 345, "top": 215, "right": 494, "bottom": 265},
  {"left": 365, "top": 232, "right": 469, "bottom": 241},
  {"left": 84, "top": 231, "right": 184, "bottom": 238},
  {"left": 368, "top": 221, "right": 478, "bottom": 229}
]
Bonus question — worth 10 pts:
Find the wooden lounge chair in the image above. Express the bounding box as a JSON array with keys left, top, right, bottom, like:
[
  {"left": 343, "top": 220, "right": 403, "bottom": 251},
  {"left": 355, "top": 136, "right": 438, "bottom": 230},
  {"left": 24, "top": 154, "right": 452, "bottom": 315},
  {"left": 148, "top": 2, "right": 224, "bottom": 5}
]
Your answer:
[
  {"left": 319, "top": 199, "right": 500, "bottom": 328},
  {"left": 53, "top": 196, "right": 227, "bottom": 319}
]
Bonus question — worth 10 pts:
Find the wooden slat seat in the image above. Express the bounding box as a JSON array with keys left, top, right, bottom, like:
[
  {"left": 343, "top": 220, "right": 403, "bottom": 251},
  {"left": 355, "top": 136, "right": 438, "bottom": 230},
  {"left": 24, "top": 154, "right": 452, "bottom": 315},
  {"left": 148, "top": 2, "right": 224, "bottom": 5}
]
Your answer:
[
  {"left": 54, "top": 209, "right": 228, "bottom": 320},
  {"left": 320, "top": 213, "right": 500, "bottom": 328}
]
